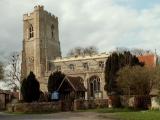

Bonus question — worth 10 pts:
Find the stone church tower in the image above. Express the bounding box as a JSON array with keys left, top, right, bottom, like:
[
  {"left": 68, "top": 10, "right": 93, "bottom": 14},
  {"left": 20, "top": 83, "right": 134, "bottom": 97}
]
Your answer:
[{"left": 21, "top": 5, "right": 61, "bottom": 91}]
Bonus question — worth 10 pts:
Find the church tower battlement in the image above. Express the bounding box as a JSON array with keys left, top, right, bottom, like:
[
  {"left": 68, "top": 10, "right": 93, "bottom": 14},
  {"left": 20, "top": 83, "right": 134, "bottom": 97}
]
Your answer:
[{"left": 21, "top": 5, "right": 61, "bottom": 91}]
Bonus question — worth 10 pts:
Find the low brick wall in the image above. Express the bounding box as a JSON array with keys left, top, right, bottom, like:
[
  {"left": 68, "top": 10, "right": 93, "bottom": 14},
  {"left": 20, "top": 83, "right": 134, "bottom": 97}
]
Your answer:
[
  {"left": 7, "top": 102, "right": 61, "bottom": 113},
  {"left": 74, "top": 99, "right": 108, "bottom": 110},
  {"left": 7, "top": 99, "right": 108, "bottom": 112}
]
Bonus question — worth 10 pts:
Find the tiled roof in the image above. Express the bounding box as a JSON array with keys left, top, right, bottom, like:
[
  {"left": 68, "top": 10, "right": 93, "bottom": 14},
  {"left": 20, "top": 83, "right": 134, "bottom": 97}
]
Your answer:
[
  {"left": 59, "top": 76, "right": 86, "bottom": 92},
  {"left": 138, "top": 54, "right": 157, "bottom": 67},
  {"left": 0, "top": 89, "right": 10, "bottom": 94},
  {"left": 67, "top": 76, "right": 86, "bottom": 92}
]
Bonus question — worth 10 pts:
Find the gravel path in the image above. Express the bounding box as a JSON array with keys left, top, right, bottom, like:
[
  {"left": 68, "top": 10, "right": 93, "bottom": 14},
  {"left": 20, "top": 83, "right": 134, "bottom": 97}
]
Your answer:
[{"left": 0, "top": 112, "right": 115, "bottom": 120}]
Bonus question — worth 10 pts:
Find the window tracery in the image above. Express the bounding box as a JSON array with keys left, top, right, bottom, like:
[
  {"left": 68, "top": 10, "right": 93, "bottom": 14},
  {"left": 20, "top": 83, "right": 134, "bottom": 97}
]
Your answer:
[
  {"left": 51, "top": 24, "right": 54, "bottom": 39},
  {"left": 89, "top": 76, "right": 100, "bottom": 97},
  {"left": 29, "top": 24, "right": 34, "bottom": 38}
]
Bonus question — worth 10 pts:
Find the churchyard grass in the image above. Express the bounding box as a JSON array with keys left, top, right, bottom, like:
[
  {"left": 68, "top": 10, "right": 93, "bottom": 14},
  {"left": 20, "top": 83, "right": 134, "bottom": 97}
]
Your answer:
[
  {"left": 78, "top": 108, "right": 160, "bottom": 120},
  {"left": 115, "top": 110, "right": 160, "bottom": 120}
]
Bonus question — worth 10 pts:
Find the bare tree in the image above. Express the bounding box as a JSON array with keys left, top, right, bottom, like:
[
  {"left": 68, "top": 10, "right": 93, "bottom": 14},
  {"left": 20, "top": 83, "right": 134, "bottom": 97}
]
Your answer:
[
  {"left": 130, "top": 48, "right": 153, "bottom": 56},
  {"left": 67, "top": 46, "right": 98, "bottom": 56},
  {"left": 0, "top": 62, "right": 4, "bottom": 80},
  {"left": 84, "top": 46, "right": 98, "bottom": 55},
  {"left": 5, "top": 52, "right": 21, "bottom": 90},
  {"left": 68, "top": 47, "right": 84, "bottom": 56},
  {"left": 114, "top": 47, "right": 153, "bottom": 56},
  {"left": 114, "top": 47, "right": 129, "bottom": 54}
]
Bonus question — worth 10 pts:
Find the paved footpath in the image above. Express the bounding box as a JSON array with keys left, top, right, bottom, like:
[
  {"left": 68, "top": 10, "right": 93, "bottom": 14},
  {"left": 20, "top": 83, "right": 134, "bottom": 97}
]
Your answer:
[{"left": 0, "top": 112, "right": 116, "bottom": 120}]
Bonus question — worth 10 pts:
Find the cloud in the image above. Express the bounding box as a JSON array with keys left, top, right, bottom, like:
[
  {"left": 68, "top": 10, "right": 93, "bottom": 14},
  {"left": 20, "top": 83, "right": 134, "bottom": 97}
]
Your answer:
[{"left": 0, "top": 0, "right": 160, "bottom": 59}]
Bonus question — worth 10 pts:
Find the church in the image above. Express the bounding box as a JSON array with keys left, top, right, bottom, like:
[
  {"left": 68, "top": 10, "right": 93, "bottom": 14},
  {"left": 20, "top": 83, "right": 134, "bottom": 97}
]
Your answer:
[
  {"left": 21, "top": 5, "right": 157, "bottom": 100},
  {"left": 21, "top": 5, "right": 109, "bottom": 100}
]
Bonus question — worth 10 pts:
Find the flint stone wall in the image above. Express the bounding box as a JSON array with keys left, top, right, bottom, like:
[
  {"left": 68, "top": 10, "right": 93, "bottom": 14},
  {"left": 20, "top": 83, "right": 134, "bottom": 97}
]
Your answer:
[
  {"left": 7, "top": 102, "right": 61, "bottom": 113},
  {"left": 74, "top": 99, "right": 108, "bottom": 110}
]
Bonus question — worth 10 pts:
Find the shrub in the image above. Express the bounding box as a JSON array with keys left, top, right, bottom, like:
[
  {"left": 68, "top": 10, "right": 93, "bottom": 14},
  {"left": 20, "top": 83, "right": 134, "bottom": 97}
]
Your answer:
[
  {"left": 21, "top": 71, "right": 40, "bottom": 102},
  {"left": 48, "top": 71, "right": 65, "bottom": 93}
]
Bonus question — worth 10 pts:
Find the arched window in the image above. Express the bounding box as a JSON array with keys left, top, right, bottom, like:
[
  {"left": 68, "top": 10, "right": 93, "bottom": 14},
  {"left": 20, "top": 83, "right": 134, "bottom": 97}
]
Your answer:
[
  {"left": 29, "top": 25, "right": 34, "bottom": 38},
  {"left": 83, "top": 62, "right": 89, "bottom": 70},
  {"left": 51, "top": 24, "right": 54, "bottom": 38},
  {"left": 98, "top": 61, "right": 104, "bottom": 68},
  {"left": 89, "top": 76, "right": 100, "bottom": 97},
  {"left": 69, "top": 64, "right": 75, "bottom": 70},
  {"left": 56, "top": 65, "right": 61, "bottom": 71}
]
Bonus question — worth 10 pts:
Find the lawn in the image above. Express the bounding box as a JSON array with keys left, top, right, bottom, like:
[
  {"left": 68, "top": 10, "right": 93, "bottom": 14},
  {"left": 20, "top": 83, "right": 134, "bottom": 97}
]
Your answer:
[
  {"left": 116, "top": 110, "right": 160, "bottom": 120},
  {"left": 79, "top": 108, "right": 160, "bottom": 120}
]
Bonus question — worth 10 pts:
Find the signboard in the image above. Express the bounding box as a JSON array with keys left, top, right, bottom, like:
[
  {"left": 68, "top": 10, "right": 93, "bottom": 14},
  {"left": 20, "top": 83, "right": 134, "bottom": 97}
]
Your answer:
[{"left": 51, "top": 91, "right": 59, "bottom": 100}]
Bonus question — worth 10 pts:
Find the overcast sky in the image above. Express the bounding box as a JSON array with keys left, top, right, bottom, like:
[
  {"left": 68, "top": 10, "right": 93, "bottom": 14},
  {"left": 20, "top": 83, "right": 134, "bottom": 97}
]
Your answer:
[{"left": 0, "top": 0, "right": 160, "bottom": 58}]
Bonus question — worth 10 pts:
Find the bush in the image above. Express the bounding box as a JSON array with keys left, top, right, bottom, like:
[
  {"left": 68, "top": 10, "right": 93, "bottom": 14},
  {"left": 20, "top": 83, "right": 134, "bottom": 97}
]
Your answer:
[
  {"left": 21, "top": 71, "right": 40, "bottom": 102},
  {"left": 48, "top": 71, "right": 65, "bottom": 93}
]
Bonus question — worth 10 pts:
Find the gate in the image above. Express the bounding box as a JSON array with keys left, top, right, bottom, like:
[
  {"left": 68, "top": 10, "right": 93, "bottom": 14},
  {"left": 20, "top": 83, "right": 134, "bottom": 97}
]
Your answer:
[
  {"left": 61, "top": 99, "right": 73, "bottom": 111},
  {"left": 61, "top": 93, "right": 75, "bottom": 111}
]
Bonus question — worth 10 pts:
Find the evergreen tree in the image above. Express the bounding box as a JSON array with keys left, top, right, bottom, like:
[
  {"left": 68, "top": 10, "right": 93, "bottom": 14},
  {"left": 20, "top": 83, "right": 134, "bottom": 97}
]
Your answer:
[
  {"left": 48, "top": 71, "right": 65, "bottom": 93},
  {"left": 21, "top": 71, "right": 40, "bottom": 102},
  {"left": 21, "top": 78, "right": 28, "bottom": 101},
  {"left": 104, "top": 51, "right": 144, "bottom": 95}
]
